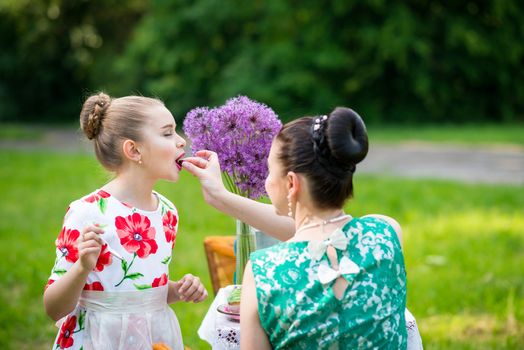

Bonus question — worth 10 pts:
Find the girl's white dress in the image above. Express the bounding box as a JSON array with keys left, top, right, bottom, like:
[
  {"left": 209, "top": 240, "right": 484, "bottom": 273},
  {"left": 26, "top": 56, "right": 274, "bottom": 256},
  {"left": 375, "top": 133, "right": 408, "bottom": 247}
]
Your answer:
[{"left": 47, "top": 189, "right": 184, "bottom": 350}]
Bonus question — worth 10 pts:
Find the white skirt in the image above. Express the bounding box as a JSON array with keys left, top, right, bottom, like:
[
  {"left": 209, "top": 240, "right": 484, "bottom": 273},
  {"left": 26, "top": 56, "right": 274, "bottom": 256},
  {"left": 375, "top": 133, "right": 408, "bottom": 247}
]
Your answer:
[{"left": 78, "top": 286, "right": 183, "bottom": 350}]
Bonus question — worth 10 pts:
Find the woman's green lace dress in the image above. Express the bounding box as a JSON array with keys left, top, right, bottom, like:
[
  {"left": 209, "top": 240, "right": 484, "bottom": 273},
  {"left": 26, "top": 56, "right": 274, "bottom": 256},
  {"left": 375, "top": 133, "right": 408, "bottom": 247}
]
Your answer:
[{"left": 250, "top": 216, "right": 407, "bottom": 349}]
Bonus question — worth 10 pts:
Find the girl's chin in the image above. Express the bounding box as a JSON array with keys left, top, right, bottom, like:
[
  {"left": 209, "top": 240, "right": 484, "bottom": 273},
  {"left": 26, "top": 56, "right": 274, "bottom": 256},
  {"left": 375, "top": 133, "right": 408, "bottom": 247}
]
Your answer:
[{"left": 163, "top": 172, "right": 180, "bottom": 183}]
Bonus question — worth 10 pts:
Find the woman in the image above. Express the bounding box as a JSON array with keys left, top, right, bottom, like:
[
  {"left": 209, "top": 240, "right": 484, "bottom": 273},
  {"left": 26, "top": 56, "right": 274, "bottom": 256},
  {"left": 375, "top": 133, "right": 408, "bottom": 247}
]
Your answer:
[{"left": 183, "top": 107, "right": 414, "bottom": 349}]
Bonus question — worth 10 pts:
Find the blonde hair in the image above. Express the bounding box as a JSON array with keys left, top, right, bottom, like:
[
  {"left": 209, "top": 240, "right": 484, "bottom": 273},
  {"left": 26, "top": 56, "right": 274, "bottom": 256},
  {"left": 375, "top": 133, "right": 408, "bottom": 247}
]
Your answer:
[{"left": 79, "top": 92, "right": 164, "bottom": 171}]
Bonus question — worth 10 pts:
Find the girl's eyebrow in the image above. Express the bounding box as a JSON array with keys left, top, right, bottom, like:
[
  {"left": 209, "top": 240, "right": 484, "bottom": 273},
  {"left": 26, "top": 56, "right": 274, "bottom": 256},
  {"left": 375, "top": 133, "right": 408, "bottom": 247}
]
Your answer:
[{"left": 161, "top": 123, "right": 175, "bottom": 129}]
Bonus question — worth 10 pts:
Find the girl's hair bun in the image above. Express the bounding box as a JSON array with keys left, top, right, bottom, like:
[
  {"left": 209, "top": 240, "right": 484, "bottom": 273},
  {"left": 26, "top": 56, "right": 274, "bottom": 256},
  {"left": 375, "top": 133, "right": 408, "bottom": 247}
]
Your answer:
[
  {"left": 80, "top": 92, "right": 111, "bottom": 140},
  {"left": 326, "top": 107, "right": 369, "bottom": 167}
]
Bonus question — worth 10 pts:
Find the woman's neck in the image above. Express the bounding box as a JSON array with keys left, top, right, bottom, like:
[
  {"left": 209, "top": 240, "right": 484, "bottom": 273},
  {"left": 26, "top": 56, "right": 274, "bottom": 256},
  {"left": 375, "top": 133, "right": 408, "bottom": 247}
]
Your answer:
[
  {"left": 294, "top": 206, "right": 344, "bottom": 229},
  {"left": 295, "top": 205, "right": 350, "bottom": 238},
  {"left": 103, "top": 172, "right": 157, "bottom": 211},
  {"left": 292, "top": 205, "right": 350, "bottom": 241}
]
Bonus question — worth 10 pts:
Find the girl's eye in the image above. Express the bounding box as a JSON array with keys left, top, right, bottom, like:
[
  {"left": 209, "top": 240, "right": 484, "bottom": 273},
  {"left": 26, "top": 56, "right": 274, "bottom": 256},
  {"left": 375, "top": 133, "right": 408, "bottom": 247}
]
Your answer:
[{"left": 164, "top": 133, "right": 173, "bottom": 137}]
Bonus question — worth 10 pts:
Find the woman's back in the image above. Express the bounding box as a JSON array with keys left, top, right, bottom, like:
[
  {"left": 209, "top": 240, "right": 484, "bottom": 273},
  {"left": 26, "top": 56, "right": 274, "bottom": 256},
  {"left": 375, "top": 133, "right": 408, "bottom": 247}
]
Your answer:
[{"left": 250, "top": 216, "right": 407, "bottom": 349}]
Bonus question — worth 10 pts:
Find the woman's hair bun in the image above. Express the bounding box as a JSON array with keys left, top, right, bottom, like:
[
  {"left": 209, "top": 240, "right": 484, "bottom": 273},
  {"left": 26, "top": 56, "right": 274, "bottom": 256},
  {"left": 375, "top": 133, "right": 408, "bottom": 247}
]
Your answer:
[
  {"left": 326, "top": 107, "right": 369, "bottom": 166},
  {"left": 80, "top": 92, "right": 111, "bottom": 140}
]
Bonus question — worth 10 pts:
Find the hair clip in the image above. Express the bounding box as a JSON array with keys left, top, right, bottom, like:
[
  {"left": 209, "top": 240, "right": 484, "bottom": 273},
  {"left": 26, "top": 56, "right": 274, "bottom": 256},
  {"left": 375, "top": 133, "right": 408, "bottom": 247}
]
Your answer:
[{"left": 313, "top": 115, "right": 328, "bottom": 131}]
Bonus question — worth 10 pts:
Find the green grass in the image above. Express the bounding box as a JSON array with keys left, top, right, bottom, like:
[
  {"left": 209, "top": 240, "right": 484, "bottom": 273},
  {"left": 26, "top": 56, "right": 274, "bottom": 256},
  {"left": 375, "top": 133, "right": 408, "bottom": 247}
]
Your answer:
[
  {"left": 1, "top": 122, "right": 524, "bottom": 147},
  {"left": 368, "top": 123, "right": 524, "bottom": 146},
  {"left": 0, "top": 151, "right": 523, "bottom": 349},
  {"left": 0, "top": 124, "right": 44, "bottom": 141}
]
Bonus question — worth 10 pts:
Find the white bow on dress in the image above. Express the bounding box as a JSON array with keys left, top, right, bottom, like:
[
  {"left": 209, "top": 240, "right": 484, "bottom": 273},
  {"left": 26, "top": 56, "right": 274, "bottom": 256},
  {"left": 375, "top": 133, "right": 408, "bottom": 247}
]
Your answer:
[
  {"left": 317, "top": 256, "right": 360, "bottom": 285},
  {"left": 307, "top": 228, "right": 349, "bottom": 260}
]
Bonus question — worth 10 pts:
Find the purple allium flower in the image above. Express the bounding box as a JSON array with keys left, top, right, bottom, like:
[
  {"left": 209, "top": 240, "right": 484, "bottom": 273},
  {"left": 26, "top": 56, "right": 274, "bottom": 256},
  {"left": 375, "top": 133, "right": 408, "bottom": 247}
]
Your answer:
[{"left": 183, "top": 96, "right": 282, "bottom": 200}]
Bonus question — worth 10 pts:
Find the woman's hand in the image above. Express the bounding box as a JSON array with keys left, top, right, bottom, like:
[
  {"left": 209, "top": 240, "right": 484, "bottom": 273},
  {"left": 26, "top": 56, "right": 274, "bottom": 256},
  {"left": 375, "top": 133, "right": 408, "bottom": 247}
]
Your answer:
[
  {"left": 77, "top": 225, "right": 104, "bottom": 272},
  {"left": 169, "top": 274, "right": 208, "bottom": 303},
  {"left": 182, "top": 150, "right": 228, "bottom": 206}
]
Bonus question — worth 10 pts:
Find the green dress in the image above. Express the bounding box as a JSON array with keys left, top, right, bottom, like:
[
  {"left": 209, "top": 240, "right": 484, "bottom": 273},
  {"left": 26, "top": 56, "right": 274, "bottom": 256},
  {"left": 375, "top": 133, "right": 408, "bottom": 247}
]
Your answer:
[{"left": 250, "top": 216, "right": 407, "bottom": 350}]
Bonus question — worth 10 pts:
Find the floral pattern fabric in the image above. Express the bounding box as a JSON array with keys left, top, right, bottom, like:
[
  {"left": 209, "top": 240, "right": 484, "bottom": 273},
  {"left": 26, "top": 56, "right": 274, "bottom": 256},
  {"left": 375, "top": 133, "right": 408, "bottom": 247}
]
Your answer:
[
  {"left": 47, "top": 189, "right": 180, "bottom": 349},
  {"left": 250, "top": 216, "right": 407, "bottom": 350}
]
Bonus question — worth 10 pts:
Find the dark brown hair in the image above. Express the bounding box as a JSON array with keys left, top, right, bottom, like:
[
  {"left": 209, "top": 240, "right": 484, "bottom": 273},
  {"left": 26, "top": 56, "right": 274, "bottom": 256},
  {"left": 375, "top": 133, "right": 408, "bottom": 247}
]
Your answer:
[
  {"left": 79, "top": 92, "right": 164, "bottom": 171},
  {"left": 275, "top": 107, "right": 368, "bottom": 209}
]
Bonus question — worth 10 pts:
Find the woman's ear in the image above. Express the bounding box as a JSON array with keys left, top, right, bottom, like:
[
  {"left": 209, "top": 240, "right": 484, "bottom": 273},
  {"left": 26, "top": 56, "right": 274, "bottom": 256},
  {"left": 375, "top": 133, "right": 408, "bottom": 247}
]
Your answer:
[
  {"left": 286, "top": 171, "right": 301, "bottom": 199},
  {"left": 122, "top": 139, "right": 141, "bottom": 163}
]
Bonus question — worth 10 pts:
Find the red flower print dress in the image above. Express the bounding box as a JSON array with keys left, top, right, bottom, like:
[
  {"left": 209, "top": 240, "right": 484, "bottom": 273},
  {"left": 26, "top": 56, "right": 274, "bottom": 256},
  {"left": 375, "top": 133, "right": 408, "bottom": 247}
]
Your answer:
[{"left": 47, "top": 190, "right": 183, "bottom": 350}]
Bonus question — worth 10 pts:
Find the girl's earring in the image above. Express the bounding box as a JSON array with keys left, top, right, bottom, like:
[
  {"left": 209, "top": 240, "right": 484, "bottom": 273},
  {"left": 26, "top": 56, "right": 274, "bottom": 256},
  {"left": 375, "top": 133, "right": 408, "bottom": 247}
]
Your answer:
[
  {"left": 287, "top": 194, "right": 293, "bottom": 217},
  {"left": 138, "top": 158, "right": 142, "bottom": 165}
]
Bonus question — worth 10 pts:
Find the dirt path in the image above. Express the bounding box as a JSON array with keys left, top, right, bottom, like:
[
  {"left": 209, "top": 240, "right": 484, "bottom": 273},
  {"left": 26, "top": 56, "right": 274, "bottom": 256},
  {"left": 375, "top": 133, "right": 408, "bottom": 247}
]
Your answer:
[
  {"left": 360, "top": 142, "right": 524, "bottom": 185},
  {"left": 2, "top": 128, "right": 523, "bottom": 185}
]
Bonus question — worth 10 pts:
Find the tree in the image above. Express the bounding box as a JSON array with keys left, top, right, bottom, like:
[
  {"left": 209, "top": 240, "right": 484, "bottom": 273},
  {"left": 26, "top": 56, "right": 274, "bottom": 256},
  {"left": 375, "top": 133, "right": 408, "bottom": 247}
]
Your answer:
[
  {"left": 0, "top": 0, "right": 148, "bottom": 122},
  {"left": 116, "top": 0, "right": 524, "bottom": 123}
]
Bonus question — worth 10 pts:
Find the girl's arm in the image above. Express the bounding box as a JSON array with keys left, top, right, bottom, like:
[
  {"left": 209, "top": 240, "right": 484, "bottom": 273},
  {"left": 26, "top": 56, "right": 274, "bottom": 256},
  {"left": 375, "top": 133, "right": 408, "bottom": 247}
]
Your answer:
[
  {"left": 240, "top": 261, "right": 272, "bottom": 350},
  {"left": 182, "top": 150, "right": 294, "bottom": 241},
  {"left": 43, "top": 226, "right": 103, "bottom": 321}
]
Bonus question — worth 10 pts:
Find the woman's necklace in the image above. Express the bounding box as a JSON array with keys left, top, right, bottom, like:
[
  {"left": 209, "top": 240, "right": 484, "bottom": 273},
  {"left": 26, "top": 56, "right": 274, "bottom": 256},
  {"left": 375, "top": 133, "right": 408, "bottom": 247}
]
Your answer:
[{"left": 294, "top": 212, "right": 352, "bottom": 237}]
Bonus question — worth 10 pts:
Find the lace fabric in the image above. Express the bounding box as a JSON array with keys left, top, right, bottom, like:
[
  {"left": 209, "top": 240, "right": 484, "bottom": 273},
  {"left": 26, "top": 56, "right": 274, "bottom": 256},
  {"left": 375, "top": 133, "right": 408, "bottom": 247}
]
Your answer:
[{"left": 215, "top": 326, "right": 240, "bottom": 350}]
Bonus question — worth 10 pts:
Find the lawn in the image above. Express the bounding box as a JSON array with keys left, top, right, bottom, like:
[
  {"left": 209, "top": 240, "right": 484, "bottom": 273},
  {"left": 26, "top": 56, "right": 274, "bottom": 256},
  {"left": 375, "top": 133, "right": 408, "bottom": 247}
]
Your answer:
[
  {"left": 368, "top": 123, "right": 524, "bottom": 146},
  {"left": 0, "top": 148, "right": 523, "bottom": 349},
  {"left": 2, "top": 122, "right": 524, "bottom": 147},
  {"left": 0, "top": 124, "right": 45, "bottom": 141}
]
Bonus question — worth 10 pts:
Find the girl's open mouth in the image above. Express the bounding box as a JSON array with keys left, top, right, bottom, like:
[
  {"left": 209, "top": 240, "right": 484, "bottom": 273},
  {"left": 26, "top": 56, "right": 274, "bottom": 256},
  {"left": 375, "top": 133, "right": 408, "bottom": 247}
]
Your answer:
[{"left": 175, "top": 153, "right": 185, "bottom": 170}]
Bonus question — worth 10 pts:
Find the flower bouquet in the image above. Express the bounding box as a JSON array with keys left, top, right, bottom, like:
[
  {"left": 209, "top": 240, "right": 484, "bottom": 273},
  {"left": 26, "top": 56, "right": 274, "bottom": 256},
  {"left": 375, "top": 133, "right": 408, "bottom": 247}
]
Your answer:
[{"left": 183, "top": 96, "right": 281, "bottom": 284}]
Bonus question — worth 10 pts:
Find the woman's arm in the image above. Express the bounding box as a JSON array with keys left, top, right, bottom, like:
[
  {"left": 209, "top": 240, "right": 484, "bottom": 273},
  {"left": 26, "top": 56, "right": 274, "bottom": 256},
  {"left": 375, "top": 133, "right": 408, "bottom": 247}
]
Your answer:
[
  {"left": 43, "top": 226, "right": 103, "bottom": 321},
  {"left": 240, "top": 261, "right": 272, "bottom": 350},
  {"left": 212, "top": 191, "right": 293, "bottom": 241},
  {"left": 182, "top": 150, "right": 294, "bottom": 241}
]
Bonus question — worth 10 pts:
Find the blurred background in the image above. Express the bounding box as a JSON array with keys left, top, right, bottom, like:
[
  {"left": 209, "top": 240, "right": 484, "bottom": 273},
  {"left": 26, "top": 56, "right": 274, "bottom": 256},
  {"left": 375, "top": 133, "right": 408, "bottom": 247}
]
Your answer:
[
  {"left": 1, "top": 0, "right": 523, "bottom": 124},
  {"left": 0, "top": 0, "right": 523, "bottom": 349}
]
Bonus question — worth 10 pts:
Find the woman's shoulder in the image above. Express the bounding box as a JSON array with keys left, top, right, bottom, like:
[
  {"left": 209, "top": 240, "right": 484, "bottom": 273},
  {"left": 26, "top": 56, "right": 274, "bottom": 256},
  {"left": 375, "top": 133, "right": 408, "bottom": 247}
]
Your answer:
[
  {"left": 250, "top": 243, "right": 279, "bottom": 261},
  {"left": 250, "top": 241, "right": 304, "bottom": 262},
  {"left": 352, "top": 214, "right": 402, "bottom": 243}
]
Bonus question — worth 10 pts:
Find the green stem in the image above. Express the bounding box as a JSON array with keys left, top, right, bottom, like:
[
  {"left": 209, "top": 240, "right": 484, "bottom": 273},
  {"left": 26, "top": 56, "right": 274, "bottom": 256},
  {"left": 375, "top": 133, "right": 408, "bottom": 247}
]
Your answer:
[
  {"left": 235, "top": 220, "right": 256, "bottom": 284},
  {"left": 51, "top": 251, "right": 67, "bottom": 273},
  {"left": 222, "top": 172, "right": 236, "bottom": 194},
  {"left": 115, "top": 253, "right": 137, "bottom": 287}
]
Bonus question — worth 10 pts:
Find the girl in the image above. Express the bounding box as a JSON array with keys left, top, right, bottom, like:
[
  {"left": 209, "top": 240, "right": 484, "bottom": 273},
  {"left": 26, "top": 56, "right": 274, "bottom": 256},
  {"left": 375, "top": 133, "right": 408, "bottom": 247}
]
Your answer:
[
  {"left": 183, "top": 107, "right": 417, "bottom": 349},
  {"left": 43, "top": 93, "right": 208, "bottom": 350}
]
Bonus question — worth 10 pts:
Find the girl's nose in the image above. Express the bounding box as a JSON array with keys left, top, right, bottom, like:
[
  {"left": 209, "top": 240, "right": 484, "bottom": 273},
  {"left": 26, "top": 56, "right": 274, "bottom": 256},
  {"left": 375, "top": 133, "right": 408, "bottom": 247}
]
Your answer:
[{"left": 176, "top": 137, "right": 186, "bottom": 148}]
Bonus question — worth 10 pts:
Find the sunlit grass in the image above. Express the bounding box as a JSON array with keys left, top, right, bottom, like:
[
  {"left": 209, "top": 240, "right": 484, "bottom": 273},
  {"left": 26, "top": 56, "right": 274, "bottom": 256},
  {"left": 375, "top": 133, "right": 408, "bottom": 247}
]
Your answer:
[
  {"left": 0, "top": 123, "right": 44, "bottom": 140},
  {"left": 368, "top": 123, "right": 524, "bottom": 146},
  {"left": 0, "top": 151, "right": 523, "bottom": 349},
  {"left": 2, "top": 122, "right": 524, "bottom": 147}
]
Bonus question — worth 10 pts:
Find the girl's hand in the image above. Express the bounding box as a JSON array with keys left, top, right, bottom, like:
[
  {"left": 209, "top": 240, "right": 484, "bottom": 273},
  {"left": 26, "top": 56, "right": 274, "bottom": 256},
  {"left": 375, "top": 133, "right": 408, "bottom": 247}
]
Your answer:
[
  {"left": 174, "top": 274, "right": 208, "bottom": 303},
  {"left": 77, "top": 225, "right": 104, "bottom": 272},
  {"left": 181, "top": 150, "right": 227, "bottom": 206}
]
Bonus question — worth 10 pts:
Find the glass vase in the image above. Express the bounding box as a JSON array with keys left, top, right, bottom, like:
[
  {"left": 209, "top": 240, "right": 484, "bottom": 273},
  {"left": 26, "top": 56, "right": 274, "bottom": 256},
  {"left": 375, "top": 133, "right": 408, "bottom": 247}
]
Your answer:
[{"left": 234, "top": 219, "right": 257, "bottom": 284}]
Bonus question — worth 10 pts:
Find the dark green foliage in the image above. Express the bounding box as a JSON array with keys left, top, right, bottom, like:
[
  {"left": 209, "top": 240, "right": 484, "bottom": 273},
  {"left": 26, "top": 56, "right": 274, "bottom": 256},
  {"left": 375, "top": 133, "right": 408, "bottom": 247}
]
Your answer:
[
  {"left": 0, "top": 0, "right": 148, "bottom": 123},
  {"left": 114, "top": 0, "right": 524, "bottom": 123},
  {"left": 1, "top": 0, "right": 523, "bottom": 123}
]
